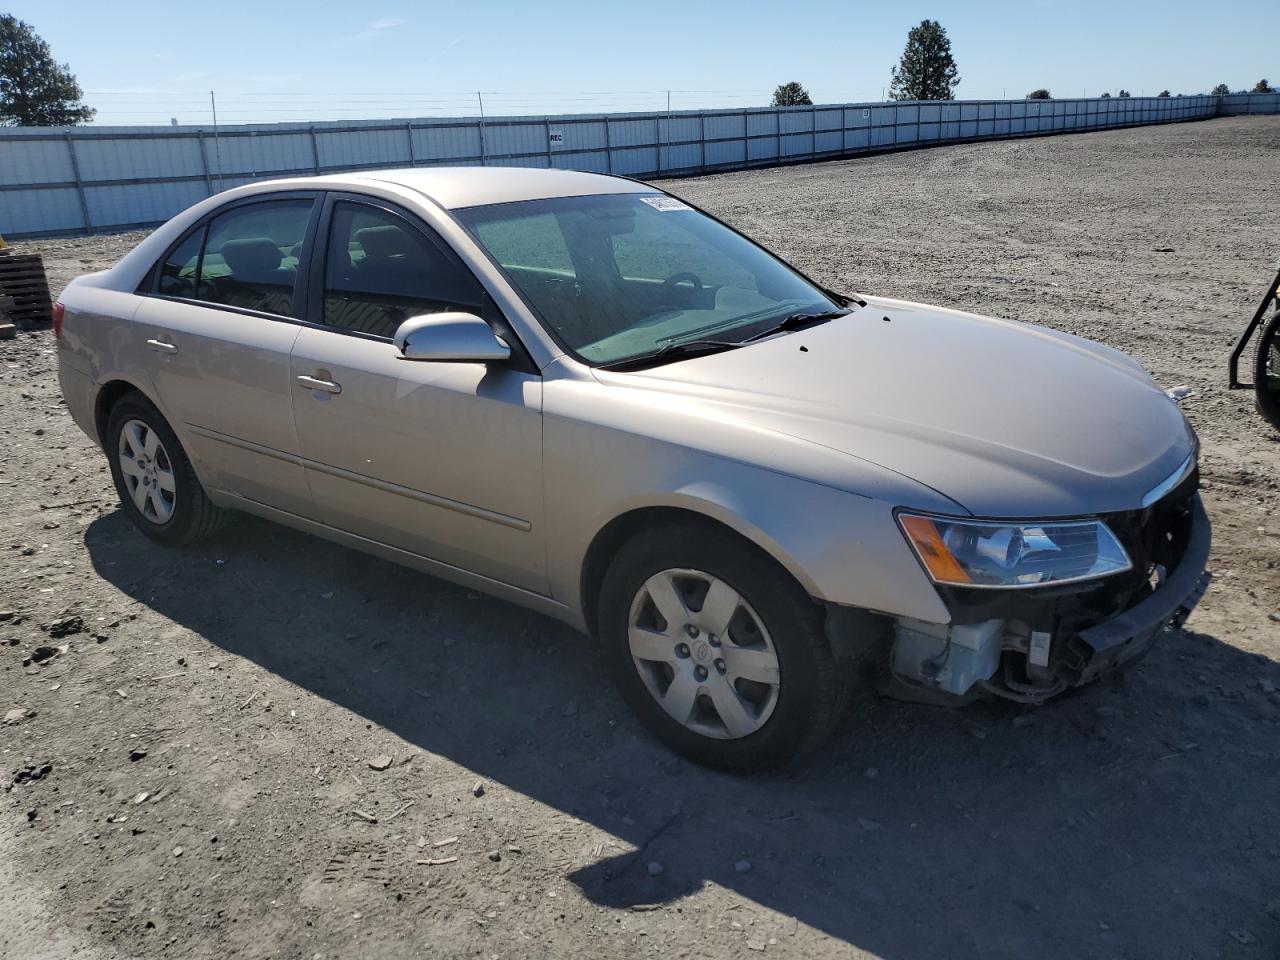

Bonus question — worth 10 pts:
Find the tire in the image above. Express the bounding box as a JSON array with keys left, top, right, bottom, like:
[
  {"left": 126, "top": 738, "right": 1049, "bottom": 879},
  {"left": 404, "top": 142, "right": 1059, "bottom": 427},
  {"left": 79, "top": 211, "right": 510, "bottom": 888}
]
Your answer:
[
  {"left": 1255, "top": 310, "right": 1280, "bottom": 434},
  {"left": 597, "top": 523, "right": 849, "bottom": 772},
  {"left": 104, "top": 392, "right": 226, "bottom": 546}
]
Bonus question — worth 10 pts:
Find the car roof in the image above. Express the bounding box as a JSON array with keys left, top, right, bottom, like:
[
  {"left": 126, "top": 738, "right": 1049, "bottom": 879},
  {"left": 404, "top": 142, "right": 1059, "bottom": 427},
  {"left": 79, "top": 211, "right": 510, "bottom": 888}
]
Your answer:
[{"left": 333, "top": 166, "right": 654, "bottom": 210}]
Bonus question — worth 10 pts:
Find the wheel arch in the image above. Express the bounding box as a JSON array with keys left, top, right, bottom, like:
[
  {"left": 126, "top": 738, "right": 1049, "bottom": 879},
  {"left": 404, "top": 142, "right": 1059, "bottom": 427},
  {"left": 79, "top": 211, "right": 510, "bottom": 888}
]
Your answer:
[
  {"left": 93, "top": 377, "right": 156, "bottom": 448},
  {"left": 578, "top": 496, "right": 822, "bottom": 638},
  {"left": 93, "top": 379, "right": 217, "bottom": 494}
]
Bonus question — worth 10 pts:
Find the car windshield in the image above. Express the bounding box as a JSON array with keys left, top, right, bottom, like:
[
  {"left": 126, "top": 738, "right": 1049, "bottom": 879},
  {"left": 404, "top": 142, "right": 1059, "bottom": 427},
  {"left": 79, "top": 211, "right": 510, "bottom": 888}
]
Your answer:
[{"left": 454, "top": 193, "right": 842, "bottom": 367}]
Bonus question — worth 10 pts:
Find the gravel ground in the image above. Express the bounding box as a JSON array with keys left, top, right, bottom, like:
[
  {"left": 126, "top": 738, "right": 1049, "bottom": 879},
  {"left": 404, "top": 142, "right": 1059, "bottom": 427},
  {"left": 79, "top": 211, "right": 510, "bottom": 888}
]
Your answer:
[{"left": 2, "top": 115, "right": 1279, "bottom": 960}]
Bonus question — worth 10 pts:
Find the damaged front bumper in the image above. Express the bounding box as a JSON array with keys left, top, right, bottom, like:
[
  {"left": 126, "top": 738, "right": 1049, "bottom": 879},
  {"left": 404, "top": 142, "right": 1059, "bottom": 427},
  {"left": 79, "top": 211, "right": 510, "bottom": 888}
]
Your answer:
[{"left": 887, "top": 491, "right": 1211, "bottom": 705}]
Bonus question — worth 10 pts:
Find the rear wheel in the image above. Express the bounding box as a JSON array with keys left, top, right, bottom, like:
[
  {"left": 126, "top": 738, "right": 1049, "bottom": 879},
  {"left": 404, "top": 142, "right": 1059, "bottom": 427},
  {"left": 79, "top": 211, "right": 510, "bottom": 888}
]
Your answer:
[
  {"left": 1255, "top": 311, "right": 1280, "bottom": 433},
  {"left": 105, "top": 393, "right": 226, "bottom": 546},
  {"left": 598, "top": 524, "right": 848, "bottom": 771}
]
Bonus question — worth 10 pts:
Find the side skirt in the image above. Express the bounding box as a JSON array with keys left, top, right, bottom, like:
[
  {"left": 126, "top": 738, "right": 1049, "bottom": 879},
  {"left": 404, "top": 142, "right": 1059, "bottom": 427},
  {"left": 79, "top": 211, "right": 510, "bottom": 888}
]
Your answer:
[{"left": 214, "top": 491, "right": 587, "bottom": 633}]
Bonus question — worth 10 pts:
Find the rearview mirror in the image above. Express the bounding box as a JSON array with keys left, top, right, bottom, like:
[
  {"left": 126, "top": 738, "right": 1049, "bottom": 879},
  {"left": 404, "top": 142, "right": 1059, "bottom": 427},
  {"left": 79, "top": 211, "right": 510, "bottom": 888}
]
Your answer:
[{"left": 394, "top": 312, "right": 511, "bottom": 363}]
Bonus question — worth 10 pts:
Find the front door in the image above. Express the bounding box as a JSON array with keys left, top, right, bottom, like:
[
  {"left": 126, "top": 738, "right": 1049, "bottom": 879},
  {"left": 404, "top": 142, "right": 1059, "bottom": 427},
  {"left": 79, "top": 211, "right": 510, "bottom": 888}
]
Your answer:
[
  {"left": 134, "top": 195, "right": 318, "bottom": 517},
  {"left": 288, "top": 197, "right": 546, "bottom": 593}
]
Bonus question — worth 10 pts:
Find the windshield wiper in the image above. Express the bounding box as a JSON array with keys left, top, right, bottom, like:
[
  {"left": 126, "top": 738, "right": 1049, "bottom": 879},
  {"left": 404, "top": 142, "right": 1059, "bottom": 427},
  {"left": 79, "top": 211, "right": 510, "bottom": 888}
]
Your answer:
[
  {"left": 824, "top": 288, "right": 868, "bottom": 308},
  {"left": 743, "top": 308, "right": 853, "bottom": 343},
  {"left": 598, "top": 338, "right": 743, "bottom": 372},
  {"left": 598, "top": 304, "right": 859, "bottom": 371}
]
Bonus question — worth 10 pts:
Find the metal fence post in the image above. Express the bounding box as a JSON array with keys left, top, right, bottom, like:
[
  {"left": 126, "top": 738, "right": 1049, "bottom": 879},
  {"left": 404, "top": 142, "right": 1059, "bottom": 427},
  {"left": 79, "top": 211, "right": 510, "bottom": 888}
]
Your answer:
[
  {"left": 545, "top": 117, "right": 554, "bottom": 169},
  {"left": 405, "top": 122, "right": 416, "bottom": 166},
  {"left": 309, "top": 126, "right": 320, "bottom": 174},
  {"left": 604, "top": 117, "right": 613, "bottom": 173},
  {"left": 655, "top": 113, "right": 662, "bottom": 175},
  {"left": 63, "top": 131, "right": 92, "bottom": 236},
  {"left": 196, "top": 130, "right": 212, "bottom": 195}
]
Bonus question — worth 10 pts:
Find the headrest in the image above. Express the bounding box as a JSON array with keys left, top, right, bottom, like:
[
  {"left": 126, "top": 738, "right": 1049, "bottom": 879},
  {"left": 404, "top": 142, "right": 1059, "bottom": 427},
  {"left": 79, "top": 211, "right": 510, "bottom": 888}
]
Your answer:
[
  {"left": 355, "top": 225, "right": 414, "bottom": 259},
  {"left": 220, "top": 237, "right": 284, "bottom": 275}
]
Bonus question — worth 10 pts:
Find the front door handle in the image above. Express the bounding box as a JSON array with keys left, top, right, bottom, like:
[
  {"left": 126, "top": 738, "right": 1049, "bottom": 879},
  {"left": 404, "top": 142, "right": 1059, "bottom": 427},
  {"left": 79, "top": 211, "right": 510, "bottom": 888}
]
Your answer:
[
  {"left": 146, "top": 338, "right": 178, "bottom": 354},
  {"left": 296, "top": 374, "right": 342, "bottom": 395}
]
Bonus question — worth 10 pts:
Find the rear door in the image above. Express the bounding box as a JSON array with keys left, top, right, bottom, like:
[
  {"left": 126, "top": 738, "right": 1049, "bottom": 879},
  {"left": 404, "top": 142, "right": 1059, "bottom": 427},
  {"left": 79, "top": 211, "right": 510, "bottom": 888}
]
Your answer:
[
  {"left": 133, "top": 194, "right": 319, "bottom": 517},
  {"left": 288, "top": 194, "right": 546, "bottom": 592}
]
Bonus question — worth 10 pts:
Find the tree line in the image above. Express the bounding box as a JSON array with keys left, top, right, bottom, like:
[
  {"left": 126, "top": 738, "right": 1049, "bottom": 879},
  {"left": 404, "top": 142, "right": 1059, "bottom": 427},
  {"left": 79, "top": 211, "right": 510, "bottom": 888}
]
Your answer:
[{"left": 772, "top": 19, "right": 1272, "bottom": 107}]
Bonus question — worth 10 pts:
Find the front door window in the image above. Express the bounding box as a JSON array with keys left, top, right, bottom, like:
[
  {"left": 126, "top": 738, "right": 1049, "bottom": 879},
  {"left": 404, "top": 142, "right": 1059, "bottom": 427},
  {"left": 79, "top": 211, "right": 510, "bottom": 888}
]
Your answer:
[{"left": 321, "top": 202, "right": 484, "bottom": 339}]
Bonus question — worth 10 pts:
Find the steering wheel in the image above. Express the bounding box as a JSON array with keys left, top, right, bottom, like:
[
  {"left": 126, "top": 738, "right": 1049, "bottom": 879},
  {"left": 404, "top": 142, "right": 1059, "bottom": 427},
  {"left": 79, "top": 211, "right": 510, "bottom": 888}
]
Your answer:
[{"left": 661, "top": 271, "right": 704, "bottom": 294}]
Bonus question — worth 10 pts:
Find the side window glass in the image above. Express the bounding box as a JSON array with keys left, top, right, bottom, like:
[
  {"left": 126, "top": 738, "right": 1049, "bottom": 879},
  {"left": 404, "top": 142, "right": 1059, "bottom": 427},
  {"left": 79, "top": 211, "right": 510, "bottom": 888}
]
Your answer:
[
  {"left": 156, "top": 228, "right": 203, "bottom": 298},
  {"left": 322, "top": 202, "right": 483, "bottom": 338},
  {"left": 197, "top": 199, "right": 313, "bottom": 317}
]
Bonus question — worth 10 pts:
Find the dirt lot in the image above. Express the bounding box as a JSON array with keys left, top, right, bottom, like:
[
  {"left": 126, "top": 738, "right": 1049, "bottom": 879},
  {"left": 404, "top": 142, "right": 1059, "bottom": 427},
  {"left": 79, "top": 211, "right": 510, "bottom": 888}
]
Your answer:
[{"left": 2, "top": 115, "right": 1279, "bottom": 960}]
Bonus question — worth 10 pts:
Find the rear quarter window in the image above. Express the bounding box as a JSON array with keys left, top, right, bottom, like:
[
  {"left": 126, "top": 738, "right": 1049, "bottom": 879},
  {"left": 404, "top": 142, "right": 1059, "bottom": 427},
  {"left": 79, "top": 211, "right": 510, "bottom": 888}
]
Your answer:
[{"left": 157, "top": 229, "right": 203, "bottom": 297}]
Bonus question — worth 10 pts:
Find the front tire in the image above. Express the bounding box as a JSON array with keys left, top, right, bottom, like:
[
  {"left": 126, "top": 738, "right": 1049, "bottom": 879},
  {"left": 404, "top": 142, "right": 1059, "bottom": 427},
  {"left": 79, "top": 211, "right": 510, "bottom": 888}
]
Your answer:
[
  {"left": 105, "top": 392, "right": 225, "bottom": 546},
  {"left": 598, "top": 523, "right": 848, "bottom": 771}
]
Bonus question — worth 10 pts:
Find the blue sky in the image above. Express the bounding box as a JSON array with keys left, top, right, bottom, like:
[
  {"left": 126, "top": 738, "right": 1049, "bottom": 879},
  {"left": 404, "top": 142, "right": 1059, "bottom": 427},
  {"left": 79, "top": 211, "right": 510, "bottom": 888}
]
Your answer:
[{"left": 11, "top": 0, "right": 1278, "bottom": 125}]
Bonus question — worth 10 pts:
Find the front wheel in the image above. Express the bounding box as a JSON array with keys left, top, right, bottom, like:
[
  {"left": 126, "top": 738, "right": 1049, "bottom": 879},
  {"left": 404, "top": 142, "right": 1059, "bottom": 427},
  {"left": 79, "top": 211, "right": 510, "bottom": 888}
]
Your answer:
[{"left": 598, "top": 524, "right": 848, "bottom": 771}]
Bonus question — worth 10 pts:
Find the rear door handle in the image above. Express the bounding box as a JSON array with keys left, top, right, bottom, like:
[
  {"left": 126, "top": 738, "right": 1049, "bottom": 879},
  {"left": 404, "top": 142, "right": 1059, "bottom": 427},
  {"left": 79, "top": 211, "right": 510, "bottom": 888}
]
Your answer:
[
  {"left": 146, "top": 338, "right": 178, "bottom": 354},
  {"left": 296, "top": 374, "right": 342, "bottom": 395}
]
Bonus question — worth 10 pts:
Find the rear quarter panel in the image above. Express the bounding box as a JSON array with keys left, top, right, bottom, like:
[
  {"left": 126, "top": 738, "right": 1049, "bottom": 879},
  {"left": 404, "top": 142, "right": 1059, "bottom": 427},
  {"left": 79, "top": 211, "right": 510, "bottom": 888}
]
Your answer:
[{"left": 57, "top": 280, "right": 159, "bottom": 446}]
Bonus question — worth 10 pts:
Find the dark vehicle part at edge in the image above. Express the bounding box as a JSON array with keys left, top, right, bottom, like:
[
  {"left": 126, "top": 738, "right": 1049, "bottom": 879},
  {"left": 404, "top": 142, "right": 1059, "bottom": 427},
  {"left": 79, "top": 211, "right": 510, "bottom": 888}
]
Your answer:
[{"left": 1228, "top": 261, "right": 1280, "bottom": 432}]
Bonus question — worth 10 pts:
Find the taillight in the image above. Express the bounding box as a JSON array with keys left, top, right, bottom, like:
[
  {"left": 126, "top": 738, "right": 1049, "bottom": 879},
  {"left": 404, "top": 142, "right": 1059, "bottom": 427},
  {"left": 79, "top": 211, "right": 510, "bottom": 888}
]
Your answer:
[{"left": 52, "top": 301, "right": 65, "bottom": 340}]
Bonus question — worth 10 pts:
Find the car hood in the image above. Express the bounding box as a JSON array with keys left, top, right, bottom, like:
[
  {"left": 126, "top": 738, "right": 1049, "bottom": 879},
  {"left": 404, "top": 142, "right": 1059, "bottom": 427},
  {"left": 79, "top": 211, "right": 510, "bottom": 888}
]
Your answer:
[{"left": 607, "top": 296, "right": 1195, "bottom": 518}]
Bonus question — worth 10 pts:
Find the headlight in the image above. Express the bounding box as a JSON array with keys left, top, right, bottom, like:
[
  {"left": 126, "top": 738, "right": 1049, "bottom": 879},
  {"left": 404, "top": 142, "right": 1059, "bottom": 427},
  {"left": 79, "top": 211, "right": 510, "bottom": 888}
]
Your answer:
[{"left": 897, "top": 513, "right": 1132, "bottom": 588}]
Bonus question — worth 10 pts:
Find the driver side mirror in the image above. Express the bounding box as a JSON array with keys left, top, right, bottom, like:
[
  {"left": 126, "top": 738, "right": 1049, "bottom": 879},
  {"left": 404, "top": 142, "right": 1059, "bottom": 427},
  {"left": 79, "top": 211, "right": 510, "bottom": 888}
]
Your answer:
[{"left": 394, "top": 312, "right": 511, "bottom": 363}]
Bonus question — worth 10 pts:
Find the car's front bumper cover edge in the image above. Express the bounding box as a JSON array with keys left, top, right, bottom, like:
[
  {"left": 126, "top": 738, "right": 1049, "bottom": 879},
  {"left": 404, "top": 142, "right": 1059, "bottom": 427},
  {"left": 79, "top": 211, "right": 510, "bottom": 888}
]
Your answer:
[{"left": 1076, "top": 492, "right": 1211, "bottom": 659}]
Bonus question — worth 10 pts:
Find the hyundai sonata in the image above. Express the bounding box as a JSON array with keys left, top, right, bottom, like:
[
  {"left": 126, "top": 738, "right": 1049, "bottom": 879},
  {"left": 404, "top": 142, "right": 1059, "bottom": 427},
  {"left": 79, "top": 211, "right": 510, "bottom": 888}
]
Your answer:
[{"left": 55, "top": 167, "right": 1210, "bottom": 770}]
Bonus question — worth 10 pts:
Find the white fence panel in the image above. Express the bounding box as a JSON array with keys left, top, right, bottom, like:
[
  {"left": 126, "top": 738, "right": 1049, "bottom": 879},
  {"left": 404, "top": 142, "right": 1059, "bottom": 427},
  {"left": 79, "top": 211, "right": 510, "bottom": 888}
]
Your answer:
[{"left": 0, "top": 93, "right": 1265, "bottom": 237}]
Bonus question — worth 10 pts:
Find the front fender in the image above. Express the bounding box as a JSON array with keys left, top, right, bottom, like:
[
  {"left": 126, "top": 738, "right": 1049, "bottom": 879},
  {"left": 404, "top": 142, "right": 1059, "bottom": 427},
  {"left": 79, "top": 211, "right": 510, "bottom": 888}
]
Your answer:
[{"left": 543, "top": 421, "right": 952, "bottom": 627}]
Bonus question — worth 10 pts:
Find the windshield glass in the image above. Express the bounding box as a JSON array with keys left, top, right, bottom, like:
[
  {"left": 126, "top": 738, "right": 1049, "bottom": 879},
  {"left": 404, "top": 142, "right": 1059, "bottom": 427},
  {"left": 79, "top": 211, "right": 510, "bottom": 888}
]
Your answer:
[{"left": 454, "top": 193, "right": 840, "bottom": 366}]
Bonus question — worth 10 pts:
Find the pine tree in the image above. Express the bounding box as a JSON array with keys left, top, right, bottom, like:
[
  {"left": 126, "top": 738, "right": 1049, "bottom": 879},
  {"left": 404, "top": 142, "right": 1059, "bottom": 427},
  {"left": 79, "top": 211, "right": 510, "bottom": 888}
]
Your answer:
[{"left": 889, "top": 20, "right": 960, "bottom": 101}]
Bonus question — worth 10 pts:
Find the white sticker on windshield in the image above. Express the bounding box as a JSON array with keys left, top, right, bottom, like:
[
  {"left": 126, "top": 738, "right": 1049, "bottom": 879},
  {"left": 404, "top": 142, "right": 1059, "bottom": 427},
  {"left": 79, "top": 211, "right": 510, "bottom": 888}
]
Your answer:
[{"left": 640, "top": 196, "right": 690, "bottom": 212}]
